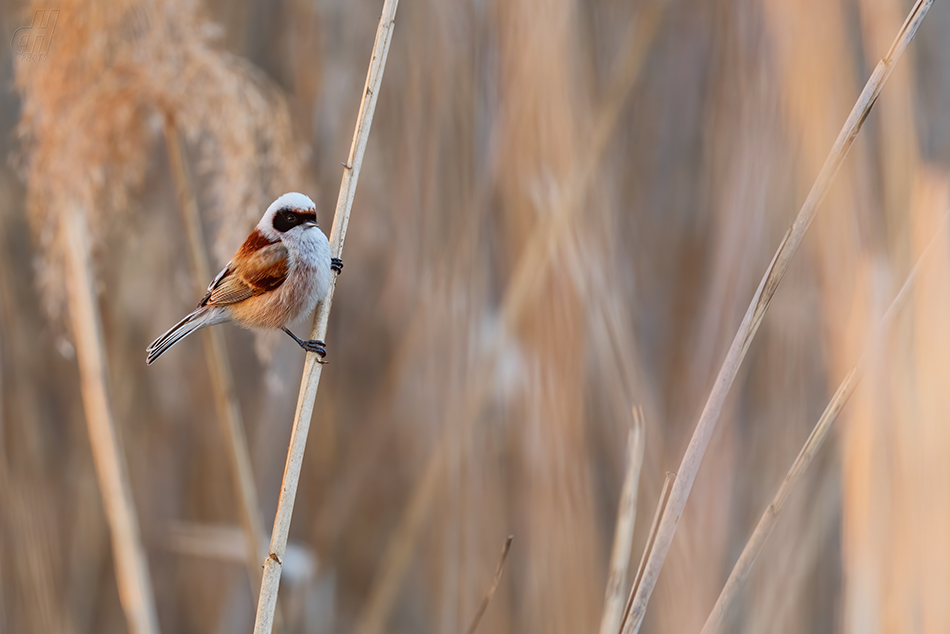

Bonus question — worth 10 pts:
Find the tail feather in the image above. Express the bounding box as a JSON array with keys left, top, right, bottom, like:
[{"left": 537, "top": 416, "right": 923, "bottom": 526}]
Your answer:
[{"left": 146, "top": 307, "right": 228, "bottom": 365}]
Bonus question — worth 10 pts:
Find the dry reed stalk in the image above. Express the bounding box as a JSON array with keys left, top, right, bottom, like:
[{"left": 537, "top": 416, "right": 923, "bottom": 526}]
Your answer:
[
  {"left": 599, "top": 410, "right": 646, "bottom": 634},
  {"left": 463, "top": 535, "right": 514, "bottom": 634},
  {"left": 699, "top": 373, "right": 856, "bottom": 634},
  {"left": 699, "top": 206, "right": 948, "bottom": 634},
  {"left": 762, "top": 0, "right": 876, "bottom": 628},
  {"left": 252, "top": 2, "right": 400, "bottom": 632},
  {"left": 63, "top": 206, "right": 160, "bottom": 634},
  {"left": 351, "top": 9, "right": 662, "bottom": 632},
  {"left": 845, "top": 2, "right": 924, "bottom": 629},
  {"left": 163, "top": 120, "right": 269, "bottom": 599},
  {"left": 858, "top": 0, "right": 920, "bottom": 245},
  {"left": 11, "top": 1, "right": 303, "bottom": 629},
  {"left": 618, "top": 472, "right": 674, "bottom": 634},
  {"left": 623, "top": 2, "right": 934, "bottom": 629}
]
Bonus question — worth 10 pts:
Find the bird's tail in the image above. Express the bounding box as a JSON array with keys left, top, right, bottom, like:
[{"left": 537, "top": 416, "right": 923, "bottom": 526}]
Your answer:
[{"left": 146, "top": 307, "right": 228, "bottom": 365}]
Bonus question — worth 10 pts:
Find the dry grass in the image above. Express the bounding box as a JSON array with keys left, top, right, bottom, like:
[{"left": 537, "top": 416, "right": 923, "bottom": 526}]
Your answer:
[
  {"left": 12, "top": 0, "right": 305, "bottom": 631},
  {"left": 3, "top": 0, "right": 950, "bottom": 633},
  {"left": 625, "top": 1, "right": 935, "bottom": 628},
  {"left": 701, "top": 203, "right": 948, "bottom": 634}
]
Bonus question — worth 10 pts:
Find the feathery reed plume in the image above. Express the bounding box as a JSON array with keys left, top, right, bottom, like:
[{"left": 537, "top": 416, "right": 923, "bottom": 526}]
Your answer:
[
  {"left": 252, "top": 2, "right": 400, "bottom": 632},
  {"left": 624, "top": 1, "right": 935, "bottom": 629},
  {"left": 15, "top": 0, "right": 304, "bottom": 319},
  {"left": 14, "top": 0, "right": 306, "bottom": 630},
  {"left": 599, "top": 410, "right": 646, "bottom": 634}
]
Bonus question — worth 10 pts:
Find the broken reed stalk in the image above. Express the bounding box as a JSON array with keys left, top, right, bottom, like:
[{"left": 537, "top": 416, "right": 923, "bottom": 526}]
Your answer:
[
  {"left": 64, "top": 206, "right": 160, "bottom": 634},
  {"left": 623, "top": 1, "right": 934, "bottom": 629},
  {"left": 599, "top": 409, "right": 646, "bottom": 634},
  {"left": 699, "top": 209, "right": 949, "bottom": 634},
  {"left": 252, "top": 1, "right": 400, "bottom": 632},
  {"left": 163, "top": 121, "right": 270, "bottom": 600},
  {"left": 463, "top": 535, "right": 514, "bottom": 634}
]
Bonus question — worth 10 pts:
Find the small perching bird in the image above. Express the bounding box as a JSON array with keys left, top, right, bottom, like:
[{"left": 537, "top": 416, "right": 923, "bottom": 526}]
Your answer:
[{"left": 146, "top": 192, "right": 342, "bottom": 365}]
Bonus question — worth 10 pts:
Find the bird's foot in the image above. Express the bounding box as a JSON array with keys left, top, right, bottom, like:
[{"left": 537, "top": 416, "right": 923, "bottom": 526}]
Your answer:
[
  {"left": 283, "top": 327, "right": 329, "bottom": 363},
  {"left": 331, "top": 257, "right": 343, "bottom": 274},
  {"left": 301, "top": 339, "right": 328, "bottom": 363}
]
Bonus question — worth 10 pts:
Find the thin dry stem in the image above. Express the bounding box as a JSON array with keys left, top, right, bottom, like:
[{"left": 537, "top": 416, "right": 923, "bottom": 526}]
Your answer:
[
  {"left": 700, "top": 208, "right": 950, "bottom": 634},
  {"left": 619, "top": 472, "right": 673, "bottom": 634},
  {"left": 624, "top": 1, "right": 934, "bottom": 627},
  {"left": 599, "top": 409, "right": 646, "bottom": 634},
  {"left": 463, "top": 535, "right": 514, "bottom": 634},
  {"left": 163, "top": 121, "right": 269, "bottom": 600},
  {"left": 252, "top": 2, "right": 400, "bottom": 632},
  {"left": 700, "top": 374, "right": 856, "bottom": 634},
  {"left": 64, "top": 206, "right": 160, "bottom": 634}
]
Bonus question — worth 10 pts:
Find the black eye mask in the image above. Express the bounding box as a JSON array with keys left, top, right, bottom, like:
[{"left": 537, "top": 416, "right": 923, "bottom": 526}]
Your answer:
[{"left": 273, "top": 208, "right": 315, "bottom": 232}]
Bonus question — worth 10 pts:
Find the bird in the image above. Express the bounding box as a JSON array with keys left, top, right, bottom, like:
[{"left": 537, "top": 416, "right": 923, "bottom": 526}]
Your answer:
[{"left": 146, "top": 192, "right": 342, "bottom": 365}]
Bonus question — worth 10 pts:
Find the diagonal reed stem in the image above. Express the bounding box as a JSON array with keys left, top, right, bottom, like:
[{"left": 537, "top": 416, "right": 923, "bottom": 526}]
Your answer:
[
  {"left": 463, "top": 535, "right": 514, "bottom": 634},
  {"left": 618, "top": 472, "right": 673, "bottom": 634},
  {"left": 699, "top": 208, "right": 950, "bottom": 634},
  {"left": 623, "top": 2, "right": 934, "bottom": 630},
  {"left": 252, "top": 2, "right": 400, "bottom": 632}
]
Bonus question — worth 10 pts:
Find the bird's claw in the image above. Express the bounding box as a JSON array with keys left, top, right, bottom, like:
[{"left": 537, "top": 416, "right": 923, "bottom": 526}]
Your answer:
[
  {"left": 331, "top": 257, "right": 343, "bottom": 274},
  {"left": 300, "top": 339, "right": 327, "bottom": 360}
]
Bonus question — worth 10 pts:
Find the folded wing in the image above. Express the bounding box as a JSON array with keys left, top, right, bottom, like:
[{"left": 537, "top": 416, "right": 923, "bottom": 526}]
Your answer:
[{"left": 199, "top": 242, "right": 289, "bottom": 307}]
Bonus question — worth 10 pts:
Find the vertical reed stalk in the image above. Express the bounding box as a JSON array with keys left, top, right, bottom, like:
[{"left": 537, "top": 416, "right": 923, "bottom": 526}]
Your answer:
[
  {"left": 624, "top": 2, "right": 934, "bottom": 629},
  {"left": 599, "top": 411, "right": 646, "bottom": 634},
  {"left": 163, "top": 119, "right": 269, "bottom": 599},
  {"left": 252, "top": 1, "right": 400, "bottom": 632},
  {"left": 63, "top": 206, "right": 160, "bottom": 634}
]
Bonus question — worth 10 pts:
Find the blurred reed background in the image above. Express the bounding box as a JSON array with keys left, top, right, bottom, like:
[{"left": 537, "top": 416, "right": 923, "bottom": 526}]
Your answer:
[{"left": 0, "top": 0, "right": 948, "bottom": 633}]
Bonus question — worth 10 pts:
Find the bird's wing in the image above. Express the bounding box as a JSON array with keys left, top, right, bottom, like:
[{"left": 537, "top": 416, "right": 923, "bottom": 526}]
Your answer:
[{"left": 199, "top": 242, "right": 289, "bottom": 307}]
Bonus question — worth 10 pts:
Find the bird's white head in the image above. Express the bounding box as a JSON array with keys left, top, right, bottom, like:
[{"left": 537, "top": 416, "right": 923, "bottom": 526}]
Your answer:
[{"left": 257, "top": 192, "right": 320, "bottom": 243}]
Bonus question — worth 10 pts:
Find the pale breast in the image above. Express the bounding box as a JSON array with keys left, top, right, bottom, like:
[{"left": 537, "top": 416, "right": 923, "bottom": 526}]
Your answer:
[{"left": 229, "top": 228, "right": 332, "bottom": 330}]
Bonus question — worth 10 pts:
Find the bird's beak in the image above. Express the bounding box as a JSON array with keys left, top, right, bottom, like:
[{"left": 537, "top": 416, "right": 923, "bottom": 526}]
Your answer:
[{"left": 304, "top": 219, "right": 318, "bottom": 229}]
